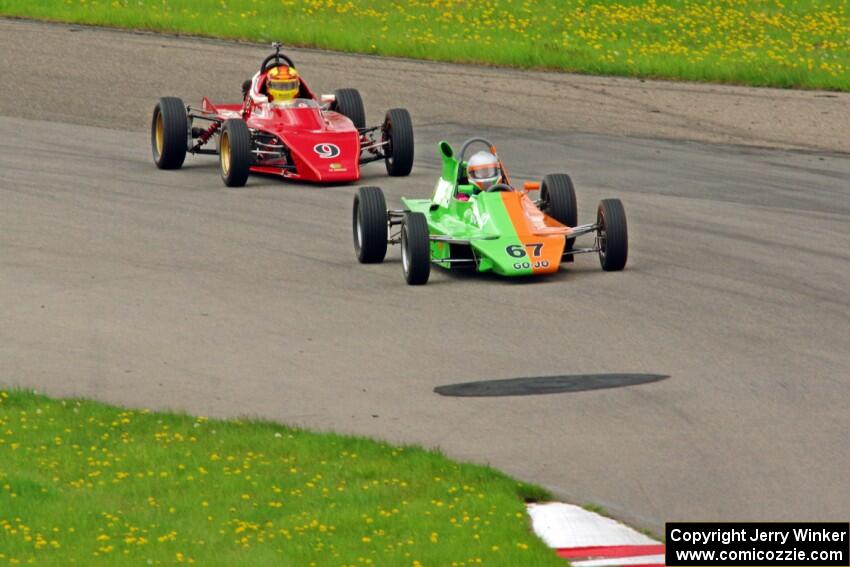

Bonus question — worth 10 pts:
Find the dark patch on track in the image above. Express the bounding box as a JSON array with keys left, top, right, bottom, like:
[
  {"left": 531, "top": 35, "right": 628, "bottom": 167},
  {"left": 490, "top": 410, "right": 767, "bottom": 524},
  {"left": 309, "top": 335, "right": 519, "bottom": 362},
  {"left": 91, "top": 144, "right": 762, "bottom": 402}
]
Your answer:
[{"left": 434, "top": 373, "right": 669, "bottom": 397}]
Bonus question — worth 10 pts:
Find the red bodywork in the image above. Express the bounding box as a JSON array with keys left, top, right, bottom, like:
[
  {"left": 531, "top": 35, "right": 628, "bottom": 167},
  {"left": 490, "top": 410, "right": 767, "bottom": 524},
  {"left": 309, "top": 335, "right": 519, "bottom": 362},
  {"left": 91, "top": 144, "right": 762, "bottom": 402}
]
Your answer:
[{"left": 199, "top": 70, "right": 363, "bottom": 183}]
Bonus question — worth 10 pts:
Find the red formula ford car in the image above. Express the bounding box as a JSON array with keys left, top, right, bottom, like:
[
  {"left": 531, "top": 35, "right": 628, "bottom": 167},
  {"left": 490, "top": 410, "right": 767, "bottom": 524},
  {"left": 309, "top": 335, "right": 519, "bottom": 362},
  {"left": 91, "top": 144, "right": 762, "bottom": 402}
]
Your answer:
[{"left": 151, "top": 43, "right": 414, "bottom": 186}]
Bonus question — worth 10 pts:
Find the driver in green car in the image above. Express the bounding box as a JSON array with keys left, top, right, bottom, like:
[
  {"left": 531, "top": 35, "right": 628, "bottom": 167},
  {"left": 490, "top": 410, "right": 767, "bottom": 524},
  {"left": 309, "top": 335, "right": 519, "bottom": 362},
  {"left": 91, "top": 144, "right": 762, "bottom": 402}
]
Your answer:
[{"left": 457, "top": 151, "right": 503, "bottom": 201}]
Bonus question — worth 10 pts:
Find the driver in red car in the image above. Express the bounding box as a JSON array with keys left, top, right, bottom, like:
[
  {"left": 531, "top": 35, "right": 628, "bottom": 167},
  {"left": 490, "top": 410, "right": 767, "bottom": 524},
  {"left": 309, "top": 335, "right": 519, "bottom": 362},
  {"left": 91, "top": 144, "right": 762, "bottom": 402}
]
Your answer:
[
  {"left": 457, "top": 151, "right": 502, "bottom": 201},
  {"left": 266, "top": 65, "right": 301, "bottom": 105}
]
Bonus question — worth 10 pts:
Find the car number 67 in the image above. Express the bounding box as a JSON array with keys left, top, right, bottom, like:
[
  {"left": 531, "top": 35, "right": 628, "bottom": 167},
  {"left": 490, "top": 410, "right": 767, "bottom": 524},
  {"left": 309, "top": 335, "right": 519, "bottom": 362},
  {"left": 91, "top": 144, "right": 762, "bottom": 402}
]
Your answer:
[{"left": 506, "top": 243, "right": 543, "bottom": 258}]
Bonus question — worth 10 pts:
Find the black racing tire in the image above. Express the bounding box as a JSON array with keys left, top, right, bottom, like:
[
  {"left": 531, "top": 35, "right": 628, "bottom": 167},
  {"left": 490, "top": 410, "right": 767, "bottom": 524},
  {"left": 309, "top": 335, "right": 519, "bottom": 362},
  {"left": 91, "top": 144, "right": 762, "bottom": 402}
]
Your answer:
[
  {"left": 151, "top": 97, "right": 188, "bottom": 170},
  {"left": 219, "top": 119, "right": 252, "bottom": 187},
  {"left": 597, "top": 199, "right": 628, "bottom": 271},
  {"left": 401, "top": 212, "right": 430, "bottom": 285},
  {"left": 383, "top": 108, "right": 414, "bottom": 177},
  {"left": 540, "top": 173, "right": 578, "bottom": 260},
  {"left": 332, "top": 88, "right": 366, "bottom": 129},
  {"left": 353, "top": 186, "right": 388, "bottom": 263}
]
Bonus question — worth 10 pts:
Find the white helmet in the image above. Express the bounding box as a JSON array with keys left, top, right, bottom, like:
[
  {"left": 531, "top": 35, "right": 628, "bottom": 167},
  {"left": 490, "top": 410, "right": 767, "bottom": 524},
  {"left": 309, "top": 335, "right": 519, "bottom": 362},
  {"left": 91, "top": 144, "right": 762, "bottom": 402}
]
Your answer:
[{"left": 467, "top": 151, "right": 501, "bottom": 191}]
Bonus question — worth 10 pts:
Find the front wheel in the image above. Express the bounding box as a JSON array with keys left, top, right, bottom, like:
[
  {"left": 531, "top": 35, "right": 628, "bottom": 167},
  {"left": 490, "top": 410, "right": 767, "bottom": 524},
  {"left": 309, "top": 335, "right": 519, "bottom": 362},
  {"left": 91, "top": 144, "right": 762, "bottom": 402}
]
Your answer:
[
  {"left": 353, "top": 186, "right": 388, "bottom": 263},
  {"left": 151, "top": 97, "right": 188, "bottom": 169},
  {"left": 597, "top": 199, "right": 628, "bottom": 271},
  {"left": 383, "top": 108, "right": 414, "bottom": 177},
  {"left": 219, "top": 119, "right": 252, "bottom": 187},
  {"left": 401, "top": 212, "right": 430, "bottom": 285}
]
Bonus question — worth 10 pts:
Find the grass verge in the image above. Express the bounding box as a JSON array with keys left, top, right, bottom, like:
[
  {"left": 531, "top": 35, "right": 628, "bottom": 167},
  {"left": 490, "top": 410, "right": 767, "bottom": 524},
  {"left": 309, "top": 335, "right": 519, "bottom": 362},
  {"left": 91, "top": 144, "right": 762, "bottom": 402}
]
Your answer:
[
  {"left": 1, "top": 0, "right": 848, "bottom": 91},
  {"left": 0, "top": 389, "right": 561, "bottom": 566}
]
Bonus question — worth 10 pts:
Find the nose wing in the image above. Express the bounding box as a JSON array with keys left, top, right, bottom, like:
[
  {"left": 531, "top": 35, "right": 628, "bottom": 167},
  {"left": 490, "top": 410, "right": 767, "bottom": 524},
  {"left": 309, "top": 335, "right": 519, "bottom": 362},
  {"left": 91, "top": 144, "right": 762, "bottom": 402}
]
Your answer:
[
  {"left": 277, "top": 128, "right": 361, "bottom": 182},
  {"left": 471, "top": 192, "right": 566, "bottom": 276}
]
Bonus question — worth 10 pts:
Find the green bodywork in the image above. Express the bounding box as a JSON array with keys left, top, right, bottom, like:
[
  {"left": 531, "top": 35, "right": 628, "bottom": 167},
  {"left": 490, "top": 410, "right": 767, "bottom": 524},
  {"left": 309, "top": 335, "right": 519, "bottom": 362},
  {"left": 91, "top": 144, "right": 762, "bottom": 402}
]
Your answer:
[{"left": 401, "top": 141, "right": 564, "bottom": 277}]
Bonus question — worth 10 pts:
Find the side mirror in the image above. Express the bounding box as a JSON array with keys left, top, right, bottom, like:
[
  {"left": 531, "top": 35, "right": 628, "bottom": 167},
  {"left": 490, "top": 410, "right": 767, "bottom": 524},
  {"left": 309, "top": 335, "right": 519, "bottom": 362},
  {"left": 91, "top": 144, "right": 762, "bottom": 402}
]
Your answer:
[
  {"left": 320, "top": 94, "right": 336, "bottom": 104},
  {"left": 523, "top": 181, "right": 540, "bottom": 192}
]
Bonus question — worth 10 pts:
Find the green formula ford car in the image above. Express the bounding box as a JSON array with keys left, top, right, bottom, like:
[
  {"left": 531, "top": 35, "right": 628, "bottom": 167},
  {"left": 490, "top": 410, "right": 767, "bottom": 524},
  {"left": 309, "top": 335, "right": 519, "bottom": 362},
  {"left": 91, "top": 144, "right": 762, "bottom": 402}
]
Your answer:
[{"left": 352, "top": 137, "right": 628, "bottom": 285}]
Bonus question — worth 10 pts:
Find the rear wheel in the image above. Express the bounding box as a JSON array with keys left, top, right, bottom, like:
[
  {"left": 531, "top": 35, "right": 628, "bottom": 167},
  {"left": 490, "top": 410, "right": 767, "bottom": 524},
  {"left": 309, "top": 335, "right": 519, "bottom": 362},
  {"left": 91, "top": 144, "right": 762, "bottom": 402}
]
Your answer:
[
  {"left": 597, "top": 199, "right": 628, "bottom": 271},
  {"left": 332, "top": 88, "right": 366, "bottom": 129},
  {"left": 401, "top": 212, "right": 430, "bottom": 285},
  {"left": 151, "top": 97, "right": 188, "bottom": 169},
  {"left": 219, "top": 119, "right": 252, "bottom": 187},
  {"left": 540, "top": 173, "right": 578, "bottom": 259},
  {"left": 353, "top": 186, "right": 388, "bottom": 263},
  {"left": 383, "top": 108, "right": 414, "bottom": 177}
]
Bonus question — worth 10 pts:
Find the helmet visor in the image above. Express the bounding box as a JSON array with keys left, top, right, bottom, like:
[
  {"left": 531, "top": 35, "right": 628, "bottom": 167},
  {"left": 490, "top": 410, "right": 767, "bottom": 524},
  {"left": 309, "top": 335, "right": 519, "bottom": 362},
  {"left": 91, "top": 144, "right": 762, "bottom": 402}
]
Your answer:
[
  {"left": 268, "top": 79, "right": 298, "bottom": 92},
  {"left": 468, "top": 164, "right": 500, "bottom": 181}
]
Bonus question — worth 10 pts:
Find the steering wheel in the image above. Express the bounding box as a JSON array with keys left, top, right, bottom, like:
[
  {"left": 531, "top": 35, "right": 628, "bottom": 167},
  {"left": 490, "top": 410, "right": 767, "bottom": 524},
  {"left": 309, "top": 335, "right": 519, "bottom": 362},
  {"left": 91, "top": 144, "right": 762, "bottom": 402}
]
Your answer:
[
  {"left": 458, "top": 137, "right": 497, "bottom": 165},
  {"left": 485, "top": 183, "right": 513, "bottom": 193},
  {"left": 261, "top": 50, "right": 295, "bottom": 73}
]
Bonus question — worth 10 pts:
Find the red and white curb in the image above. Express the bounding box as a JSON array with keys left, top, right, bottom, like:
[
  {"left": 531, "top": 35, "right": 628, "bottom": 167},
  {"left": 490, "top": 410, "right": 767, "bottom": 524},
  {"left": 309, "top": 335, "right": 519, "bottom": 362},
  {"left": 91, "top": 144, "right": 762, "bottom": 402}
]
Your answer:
[{"left": 528, "top": 502, "right": 665, "bottom": 566}]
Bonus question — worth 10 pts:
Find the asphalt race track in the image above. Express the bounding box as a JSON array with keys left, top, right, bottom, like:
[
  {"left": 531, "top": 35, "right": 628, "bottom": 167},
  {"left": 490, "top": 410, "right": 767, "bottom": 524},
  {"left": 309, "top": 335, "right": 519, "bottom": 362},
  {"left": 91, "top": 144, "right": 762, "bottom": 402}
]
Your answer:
[{"left": 2, "top": 20, "right": 850, "bottom": 533}]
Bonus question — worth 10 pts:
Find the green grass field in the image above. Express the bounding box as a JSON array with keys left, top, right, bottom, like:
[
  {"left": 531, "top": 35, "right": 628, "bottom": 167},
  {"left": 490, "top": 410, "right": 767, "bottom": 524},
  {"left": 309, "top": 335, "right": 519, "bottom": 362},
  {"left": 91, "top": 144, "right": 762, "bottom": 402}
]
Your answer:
[
  {"left": 1, "top": 0, "right": 848, "bottom": 90},
  {"left": 0, "top": 390, "right": 562, "bottom": 566}
]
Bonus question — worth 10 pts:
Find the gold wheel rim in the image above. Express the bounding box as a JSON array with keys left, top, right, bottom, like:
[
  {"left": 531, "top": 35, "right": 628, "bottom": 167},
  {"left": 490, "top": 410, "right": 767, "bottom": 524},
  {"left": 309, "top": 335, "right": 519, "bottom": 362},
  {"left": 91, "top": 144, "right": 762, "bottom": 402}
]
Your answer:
[
  {"left": 155, "top": 113, "right": 164, "bottom": 156},
  {"left": 220, "top": 131, "right": 230, "bottom": 176}
]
